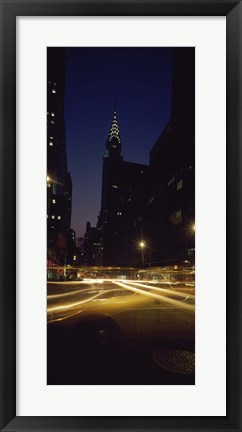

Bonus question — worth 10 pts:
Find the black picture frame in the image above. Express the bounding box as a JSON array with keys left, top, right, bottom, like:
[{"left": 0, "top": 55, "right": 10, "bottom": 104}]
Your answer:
[{"left": 0, "top": 1, "right": 241, "bottom": 431}]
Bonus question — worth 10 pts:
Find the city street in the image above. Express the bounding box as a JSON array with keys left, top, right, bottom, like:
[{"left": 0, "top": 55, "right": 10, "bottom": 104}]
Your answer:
[
  {"left": 47, "top": 267, "right": 195, "bottom": 385},
  {"left": 46, "top": 48, "right": 195, "bottom": 386}
]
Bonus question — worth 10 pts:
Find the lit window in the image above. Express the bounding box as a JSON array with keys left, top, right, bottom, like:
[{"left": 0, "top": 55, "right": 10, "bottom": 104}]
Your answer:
[
  {"left": 51, "top": 226, "right": 54, "bottom": 229},
  {"left": 57, "top": 216, "right": 61, "bottom": 220},
  {"left": 168, "top": 176, "right": 175, "bottom": 186},
  {"left": 51, "top": 113, "right": 55, "bottom": 117},
  {"left": 117, "top": 212, "right": 122, "bottom": 216},
  {"left": 52, "top": 199, "right": 56, "bottom": 204},
  {"left": 50, "top": 136, "right": 53, "bottom": 139},
  {"left": 177, "top": 179, "right": 183, "bottom": 191},
  {"left": 51, "top": 215, "right": 55, "bottom": 219},
  {"left": 52, "top": 89, "right": 56, "bottom": 94},
  {"left": 50, "top": 120, "right": 55, "bottom": 124},
  {"left": 49, "top": 142, "right": 53, "bottom": 146},
  {"left": 112, "top": 185, "right": 118, "bottom": 189},
  {"left": 188, "top": 248, "right": 195, "bottom": 256}
]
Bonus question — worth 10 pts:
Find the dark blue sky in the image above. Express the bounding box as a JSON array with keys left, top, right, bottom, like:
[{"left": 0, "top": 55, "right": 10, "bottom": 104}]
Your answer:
[{"left": 64, "top": 47, "right": 173, "bottom": 238}]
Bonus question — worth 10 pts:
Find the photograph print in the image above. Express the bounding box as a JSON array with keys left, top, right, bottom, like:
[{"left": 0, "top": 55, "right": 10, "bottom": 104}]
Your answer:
[{"left": 47, "top": 47, "right": 195, "bottom": 385}]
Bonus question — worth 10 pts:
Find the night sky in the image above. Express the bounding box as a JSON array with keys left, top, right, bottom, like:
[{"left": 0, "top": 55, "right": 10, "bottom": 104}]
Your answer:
[{"left": 64, "top": 47, "right": 173, "bottom": 238}]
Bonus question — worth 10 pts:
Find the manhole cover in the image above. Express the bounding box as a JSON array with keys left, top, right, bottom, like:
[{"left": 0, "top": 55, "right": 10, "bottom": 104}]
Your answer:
[{"left": 152, "top": 349, "right": 195, "bottom": 375}]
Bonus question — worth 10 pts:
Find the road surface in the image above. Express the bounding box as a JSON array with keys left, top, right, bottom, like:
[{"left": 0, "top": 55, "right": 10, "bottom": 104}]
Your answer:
[{"left": 47, "top": 269, "right": 195, "bottom": 385}]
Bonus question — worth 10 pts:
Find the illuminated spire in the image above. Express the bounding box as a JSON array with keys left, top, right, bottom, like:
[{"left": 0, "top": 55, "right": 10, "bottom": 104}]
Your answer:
[
  {"left": 107, "top": 109, "right": 121, "bottom": 144},
  {"left": 104, "top": 107, "right": 122, "bottom": 159}
]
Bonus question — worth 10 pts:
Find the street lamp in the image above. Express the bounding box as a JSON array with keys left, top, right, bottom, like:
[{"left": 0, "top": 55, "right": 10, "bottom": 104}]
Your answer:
[
  {"left": 139, "top": 241, "right": 145, "bottom": 266},
  {"left": 47, "top": 176, "right": 52, "bottom": 188},
  {"left": 64, "top": 257, "right": 67, "bottom": 281}
]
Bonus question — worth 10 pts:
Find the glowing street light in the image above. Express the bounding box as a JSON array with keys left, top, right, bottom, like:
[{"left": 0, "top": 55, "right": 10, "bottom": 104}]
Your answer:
[
  {"left": 47, "top": 176, "right": 63, "bottom": 187},
  {"left": 187, "top": 222, "right": 196, "bottom": 238},
  {"left": 47, "top": 175, "right": 52, "bottom": 188},
  {"left": 139, "top": 241, "right": 145, "bottom": 266}
]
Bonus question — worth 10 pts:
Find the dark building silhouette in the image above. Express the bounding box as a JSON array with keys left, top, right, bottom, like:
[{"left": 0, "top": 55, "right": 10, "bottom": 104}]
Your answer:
[
  {"left": 47, "top": 48, "right": 75, "bottom": 264},
  {"left": 140, "top": 47, "right": 195, "bottom": 266},
  {"left": 99, "top": 109, "right": 150, "bottom": 266}
]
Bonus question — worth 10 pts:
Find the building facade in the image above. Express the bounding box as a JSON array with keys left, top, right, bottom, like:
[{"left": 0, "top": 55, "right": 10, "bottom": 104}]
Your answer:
[
  {"left": 47, "top": 48, "right": 75, "bottom": 264},
  {"left": 140, "top": 47, "right": 195, "bottom": 266}
]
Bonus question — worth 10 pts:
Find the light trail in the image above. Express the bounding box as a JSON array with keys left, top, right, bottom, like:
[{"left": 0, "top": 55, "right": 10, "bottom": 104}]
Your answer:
[
  {"left": 47, "top": 291, "right": 113, "bottom": 313},
  {"left": 48, "top": 280, "right": 97, "bottom": 285},
  {"left": 47, "top": 288, "right": 96, "bottom": 299},
  {"left": 47, "top": 276, "right": 195, "bottom": 324},
  {"left": 47, "top": 286, "right": 130, "bottom": 301},
  {"left": 122, "top": 280, "right": 195, "bottom": 300},
  {"left": 113, "top": 281, "right": 195, "bottom": 312},
  {"left": 159, "top": 272, "right": 177, "bottom": 290},
  {"left": 48, "top": 309, "right": 84, "bottom": 324}
]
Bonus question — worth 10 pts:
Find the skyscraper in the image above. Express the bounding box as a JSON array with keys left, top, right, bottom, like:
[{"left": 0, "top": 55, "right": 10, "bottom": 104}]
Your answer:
[
  {"left": 99, "top": 108, "right": 150, "bottom": 266},
  {"left": 47, "top": 48, "right": 75, "bottom": 264}
]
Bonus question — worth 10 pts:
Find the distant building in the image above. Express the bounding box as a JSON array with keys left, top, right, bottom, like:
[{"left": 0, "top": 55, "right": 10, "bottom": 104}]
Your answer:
[
  {"left": 47, "top": 48, "right": 75, "bottom": 264},
  {"left": 83, "top": 222, "right": 102, "bottom": 266},
  {"left": 99, "top": 108, "right": 150, "bottom": 266}
]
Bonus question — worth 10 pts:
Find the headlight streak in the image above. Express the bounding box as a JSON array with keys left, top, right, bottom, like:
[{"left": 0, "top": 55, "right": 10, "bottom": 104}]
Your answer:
[
  {"left": 113, "top": 281, "right": 195, "bottom": 312},
  {"left": 47, "top": 276, "right": 195, "bottom": 324},
  {"left": 47, "top": 280, "right": 94, "bottom": 285},
  {"left": 47, "top": 290, "right": 113, "bottom": 313},
  {"left": 47, "top": 288, "right": 96, "bottom": 299},
  {"left": 121, "top": 280, "right": 195, "bottom": 300},
  {"left": 48, "top": 309, "right": 84, "bottom": 324},
  {"left": 47, "top": 286, "right": 129, "bottom": 301}
]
